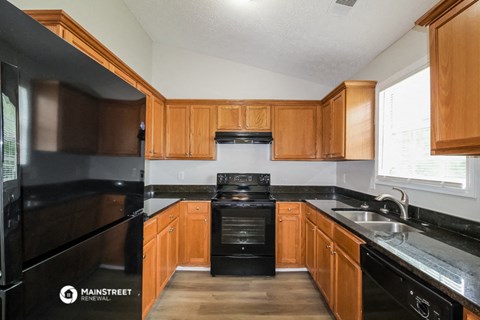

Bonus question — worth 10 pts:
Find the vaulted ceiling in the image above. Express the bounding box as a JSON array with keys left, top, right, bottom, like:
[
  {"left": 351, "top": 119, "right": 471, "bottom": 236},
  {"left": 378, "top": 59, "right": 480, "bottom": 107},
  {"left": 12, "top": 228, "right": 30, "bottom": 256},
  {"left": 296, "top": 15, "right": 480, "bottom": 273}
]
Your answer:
[{"left": 123, "top": 0, "right": 439, "bottom": 87}]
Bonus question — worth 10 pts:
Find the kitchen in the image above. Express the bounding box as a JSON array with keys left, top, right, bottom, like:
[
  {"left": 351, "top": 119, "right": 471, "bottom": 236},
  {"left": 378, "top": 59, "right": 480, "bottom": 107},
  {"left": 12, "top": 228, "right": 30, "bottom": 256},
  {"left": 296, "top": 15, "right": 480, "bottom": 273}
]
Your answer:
[{"left": 1, "top": 0, "right": 480, "bottom": 319}]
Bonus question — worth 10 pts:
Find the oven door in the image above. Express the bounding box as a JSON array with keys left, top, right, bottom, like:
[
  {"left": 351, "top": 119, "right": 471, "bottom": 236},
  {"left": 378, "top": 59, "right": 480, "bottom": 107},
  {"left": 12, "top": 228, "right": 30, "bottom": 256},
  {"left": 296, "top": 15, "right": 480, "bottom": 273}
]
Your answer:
[{"left": 211, "top": 202, "right": 275, "bottom": 256}]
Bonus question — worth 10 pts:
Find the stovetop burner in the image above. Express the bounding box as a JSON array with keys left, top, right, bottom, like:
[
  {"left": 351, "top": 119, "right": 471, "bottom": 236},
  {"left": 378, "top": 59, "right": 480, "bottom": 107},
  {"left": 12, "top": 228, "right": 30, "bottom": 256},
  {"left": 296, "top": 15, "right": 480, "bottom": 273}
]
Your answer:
[{"left": 212, "top": 173, "right": 273, "bottom": 203}]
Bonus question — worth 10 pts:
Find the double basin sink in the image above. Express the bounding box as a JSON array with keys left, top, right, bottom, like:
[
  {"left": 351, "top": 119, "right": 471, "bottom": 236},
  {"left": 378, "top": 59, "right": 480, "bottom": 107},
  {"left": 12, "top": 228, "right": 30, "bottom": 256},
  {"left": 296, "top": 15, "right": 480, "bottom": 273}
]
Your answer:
[{"left": 334, "top": 210, "right": 422, "bottom": 233}]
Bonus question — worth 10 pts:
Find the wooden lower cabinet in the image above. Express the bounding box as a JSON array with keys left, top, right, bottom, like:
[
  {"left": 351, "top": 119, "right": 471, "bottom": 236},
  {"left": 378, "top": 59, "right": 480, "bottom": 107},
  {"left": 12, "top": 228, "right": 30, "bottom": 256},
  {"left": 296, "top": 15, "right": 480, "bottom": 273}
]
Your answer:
[
  {"left": 305, "top": 218, "right": 316, "bottom": 276},
  {"left": 276, "top": 202, "right": 303, "bottom": 267},
  {"left": 315, "top": 228, "right": 334, "bottom": 309},
  {"left": 465, "top": 309, "right": 480, "bottom": 320},
  {"left": 181, "top": 201, "right": 211, "bottom": 266},
  {"left": 304, "top": 205, "right": 364, "bottom": 320},
  {"left": 141, "top": 237, "right": 156, "bottom": 319},
  {"left": 334, "top": 246, "right": 362, "bottom": 320}
]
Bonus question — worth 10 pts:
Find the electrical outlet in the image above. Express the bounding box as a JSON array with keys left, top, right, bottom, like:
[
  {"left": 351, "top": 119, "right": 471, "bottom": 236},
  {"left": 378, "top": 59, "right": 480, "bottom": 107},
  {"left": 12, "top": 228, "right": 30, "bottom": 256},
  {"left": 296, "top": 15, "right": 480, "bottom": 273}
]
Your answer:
[{"left": 178, "top": 171, "right": 185, "bottom": 180}]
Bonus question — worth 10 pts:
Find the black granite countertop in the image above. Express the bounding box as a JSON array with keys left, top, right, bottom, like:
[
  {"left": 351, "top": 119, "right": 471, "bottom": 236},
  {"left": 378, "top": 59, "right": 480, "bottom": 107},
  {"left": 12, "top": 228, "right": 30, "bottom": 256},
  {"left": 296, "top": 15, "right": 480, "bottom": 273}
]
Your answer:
[
  {"left": 145, "top": 184, "right": 480, "bottom": 312},
  {"left": 306, "top": 199, "right": 480, "bottom": 315}
]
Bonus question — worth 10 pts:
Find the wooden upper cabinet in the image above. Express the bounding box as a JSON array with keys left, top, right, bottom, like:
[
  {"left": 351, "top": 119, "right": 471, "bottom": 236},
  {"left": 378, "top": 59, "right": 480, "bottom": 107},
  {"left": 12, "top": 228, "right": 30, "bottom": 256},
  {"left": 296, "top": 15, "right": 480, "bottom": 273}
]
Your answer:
[
  {"left": 165, "top": 105, "right": 190, "bottom": 158},
  {"left": 217, "top": 105, "right": 243, "bottom": 130},
  {"left": 417, "top": 0, "right": 480, "bottom": 155},
  {"left": 190, "top": 106, "right": 216, "bottom": 159},
  {"left": 465, "top": 309, "right": 480, "bottom": 320},
  {"left": 217, "top": 105, "right": 271, "bottom": 131},
  {"left": 62, "top": 29, "right": 110, "bottom": 69},
  {"left": 245, "top": 106, "right": 271, "bottom": 131},
  {"left": 321, "top": 81, "right": 376, "bottom": 160},
  {"left": 272, "top": 105, "right": 319, "bottom": 160},
  {"left": 139, "top": 82, "right": 165, "bottom": 160},
  {"left": 97, "top": 99, "right": 143, "bottom": 156},
  {"left": 110, "top": 64, "right": 137, "bottom": 87},
  {"left": 165, "top": 104, "right": 216, "bottom": 160}
]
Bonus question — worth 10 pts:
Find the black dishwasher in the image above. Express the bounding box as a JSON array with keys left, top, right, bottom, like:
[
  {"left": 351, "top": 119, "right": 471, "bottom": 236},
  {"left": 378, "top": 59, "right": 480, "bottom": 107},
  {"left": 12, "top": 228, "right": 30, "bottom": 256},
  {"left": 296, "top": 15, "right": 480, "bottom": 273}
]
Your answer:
[{"left": 361, "top": 246, "right": 462, "bottom": 320}]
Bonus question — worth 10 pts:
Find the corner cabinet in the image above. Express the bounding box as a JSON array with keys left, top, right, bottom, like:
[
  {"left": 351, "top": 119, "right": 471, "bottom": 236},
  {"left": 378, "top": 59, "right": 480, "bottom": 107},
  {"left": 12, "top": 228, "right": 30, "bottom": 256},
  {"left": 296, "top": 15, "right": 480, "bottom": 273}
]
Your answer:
[
  {"left": 217, "top": 105, "right": 271, "bottom": 131},
  {"left": 417, "top": 0, "right": 480, "bottom": 155},
  {"left": 321, "top": 81, "right": 376, "bottom": 160},
  {"left": 272, "top": 105, "right": 320, "bottom": 160},
  {"left": 165, "top": 104, "right": 216, "bottom": 160}
]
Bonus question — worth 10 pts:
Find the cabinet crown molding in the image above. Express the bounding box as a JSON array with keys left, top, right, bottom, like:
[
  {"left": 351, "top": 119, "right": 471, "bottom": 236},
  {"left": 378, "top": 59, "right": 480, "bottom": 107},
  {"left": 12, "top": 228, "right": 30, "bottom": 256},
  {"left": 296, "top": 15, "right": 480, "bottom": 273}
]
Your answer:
[{"left": 415, "top": 0, "right": 465, "bottom": 26}]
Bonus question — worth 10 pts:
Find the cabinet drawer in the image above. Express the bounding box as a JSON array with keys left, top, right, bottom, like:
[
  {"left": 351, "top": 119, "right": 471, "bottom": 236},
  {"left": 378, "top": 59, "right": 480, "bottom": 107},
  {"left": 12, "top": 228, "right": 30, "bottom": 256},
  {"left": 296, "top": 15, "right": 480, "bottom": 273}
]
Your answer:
[
  {"left": 186, "top": 202, "right": 209, "bottom": 214},
  {"left": 316, "top": 212, "right": 334, "bottom": 238},
  {"left": 143, "top": 218, "right": 157, "bottom": 245},
  {"left": 304, "top": 205, "right": 317, "bottom": 224},
  {"left": 157, "top": 205, "right": 179, "bottom": 231},
  {"left": 333, "top": 225, "right": 364, "bottom": 264},
  {"left": 277, "top": 202, "right": 302, "bottom": 215}
]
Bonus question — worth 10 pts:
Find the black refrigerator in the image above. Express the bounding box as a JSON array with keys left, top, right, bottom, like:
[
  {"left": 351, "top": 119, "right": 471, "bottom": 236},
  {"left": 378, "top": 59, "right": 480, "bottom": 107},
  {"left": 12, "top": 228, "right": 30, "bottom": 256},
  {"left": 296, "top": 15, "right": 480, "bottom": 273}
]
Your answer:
[{"left": 0, "top": 1, "right": 145, "bottom": 319}]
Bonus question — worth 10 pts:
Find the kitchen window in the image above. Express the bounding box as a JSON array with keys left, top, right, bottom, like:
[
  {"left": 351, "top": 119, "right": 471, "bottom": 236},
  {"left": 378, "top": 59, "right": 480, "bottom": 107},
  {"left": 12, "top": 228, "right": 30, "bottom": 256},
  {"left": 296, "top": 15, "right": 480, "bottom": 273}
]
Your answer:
[{"left": 376, "top": 64, "right": 475, "bottom": 197}]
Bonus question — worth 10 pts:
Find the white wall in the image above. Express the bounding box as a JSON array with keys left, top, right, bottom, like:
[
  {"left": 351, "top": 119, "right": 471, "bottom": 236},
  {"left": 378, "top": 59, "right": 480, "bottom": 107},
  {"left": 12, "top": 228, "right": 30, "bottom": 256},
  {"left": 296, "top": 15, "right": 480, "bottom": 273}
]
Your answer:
[
  {"left": 148, "top": 44, "right": 336, "bottom": 186},
  {"left": 8, "top": 0, "right": 153, "bottom": 82},
  {"left": 151, "top": 44, "right": 331, "bottom": 100},
  {"left": 337, "top": 27, "right": 480, "bottom": 222},
  {"left": 146, "top": 144, "right": 336, "bottom": 186}
]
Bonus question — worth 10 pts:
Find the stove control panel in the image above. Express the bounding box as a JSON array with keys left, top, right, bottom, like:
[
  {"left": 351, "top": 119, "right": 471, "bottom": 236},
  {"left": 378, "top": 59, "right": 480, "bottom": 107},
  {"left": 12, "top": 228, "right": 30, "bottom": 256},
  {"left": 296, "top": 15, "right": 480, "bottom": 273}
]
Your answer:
[{"left": 217, "top": 173, "right": 270, "bottom": 186}]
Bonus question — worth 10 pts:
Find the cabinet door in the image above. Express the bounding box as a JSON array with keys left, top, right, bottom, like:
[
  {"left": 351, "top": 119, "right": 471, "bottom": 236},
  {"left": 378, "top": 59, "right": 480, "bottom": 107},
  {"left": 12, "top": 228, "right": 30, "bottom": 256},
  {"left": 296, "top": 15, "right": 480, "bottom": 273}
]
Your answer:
[
  {"left": 273, "top": 106, "right": 317, "bottom": 160},
  {"left": 142, "top": 238, "right": 156, "bottom": 319},
  {"left": 167, "top": 219, "right": 179, "bottom": 277},
  {"left": 305, "top": 219, "right": 316, "bottom": 277},
  {"left": 156, "top": 226, "right": 169, "bottom": 295},
  {"left": 150, "top": 97, "right": 165, "bottom": 158},
  {"left": 245, "top": 105, "right": 271, "bottom": 131},
  {"left": 330, "top": 90, "right": 346, "bottom": 159},
  {"left": 429, "top": 0, "right": 480, "bottom": 155},
  {"left": 316, "top": 229, "right": 334, "bottom": 309},
  {"left": 217, "top": 105, "right": 243, "bottom": 131},
  {"left": 109, "top": 64, "right": 136, "bottom": 87},
  {"left": 190, "top": 105, "right": 216, "bottom": 159},
  {"left": 334, "top": 246, "right": 362, "bottom": 320},
  {"left": 321, "top": 100, "right": 333, "bottom": 158},
  {"left": 184, "top": 211, "right": 210, "bottom": 266},
  {"left": 165, "top": 105, "right": 189, "bottom": 158},
  {"left": 276, "top": 213, "right": 302, "bottom": 266},
  {"left": 465, "top": 309, "right": 480, "bottom": 320},
  {"left": 97, "top": 101, "right": 142, "bottom": 156}
]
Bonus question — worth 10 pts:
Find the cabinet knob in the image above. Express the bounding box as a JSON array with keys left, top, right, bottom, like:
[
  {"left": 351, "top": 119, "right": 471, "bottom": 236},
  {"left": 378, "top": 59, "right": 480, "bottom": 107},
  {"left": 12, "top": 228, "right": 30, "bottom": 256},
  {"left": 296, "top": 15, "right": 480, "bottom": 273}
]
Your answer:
[
  {"left": 185, "top": 152, "right": 188, "bottom": 155},
  {"left": 331, "top": 251, "right": 336, "bottom": 255},
  {"left": 279, "top": 219, "right": 283, "bottom": 222},
  {"left": 189, "top": 152, "right": 192, "bottom": 156},
  {"left": 288, "top": 208, "right": 292, "bottom": 211},
  {"left": 196, "top": 207, "right": 200, "bottom": 210},
  {"left": 204, "top": 218, "right": 207, "bottom": 222},
  {"left": 326, "top": 245, "right": 331, "bottom": 249},
  {"left": 143, "top": 254, "right": 146, "bottom": 260}
]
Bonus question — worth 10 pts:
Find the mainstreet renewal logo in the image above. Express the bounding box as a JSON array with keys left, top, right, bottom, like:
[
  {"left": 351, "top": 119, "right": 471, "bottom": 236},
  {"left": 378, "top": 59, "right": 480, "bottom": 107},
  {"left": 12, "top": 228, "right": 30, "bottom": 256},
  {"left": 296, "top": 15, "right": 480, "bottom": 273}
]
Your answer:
[
  {"left": 59, "top": 285, "right": 132, "bottom": 304},
  {"left": 59, "top": 286, "right": 78, "bottom": 304}
]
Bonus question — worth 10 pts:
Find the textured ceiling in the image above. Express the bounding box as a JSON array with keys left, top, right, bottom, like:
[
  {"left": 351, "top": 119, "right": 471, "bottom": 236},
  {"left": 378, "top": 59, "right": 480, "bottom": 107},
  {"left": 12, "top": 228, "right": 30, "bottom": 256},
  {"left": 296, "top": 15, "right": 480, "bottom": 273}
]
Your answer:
[{"left": 123, "top": 0, "right": 439, "bottom": 87}]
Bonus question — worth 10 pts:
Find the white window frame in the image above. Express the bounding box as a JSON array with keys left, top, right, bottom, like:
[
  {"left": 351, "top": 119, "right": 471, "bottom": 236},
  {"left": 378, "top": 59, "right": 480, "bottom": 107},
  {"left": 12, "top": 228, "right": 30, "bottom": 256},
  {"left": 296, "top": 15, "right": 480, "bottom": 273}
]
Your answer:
[{"left": 374, "top": 56, "right": 477, "bottom": 198}]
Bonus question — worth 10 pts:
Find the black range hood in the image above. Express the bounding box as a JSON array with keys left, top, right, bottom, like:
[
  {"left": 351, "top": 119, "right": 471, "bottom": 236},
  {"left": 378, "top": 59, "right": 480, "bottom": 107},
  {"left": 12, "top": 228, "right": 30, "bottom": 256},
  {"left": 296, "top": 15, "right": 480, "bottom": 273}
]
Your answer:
[{"left": 214, "top": 132, "right": 273, "bottom": 144}]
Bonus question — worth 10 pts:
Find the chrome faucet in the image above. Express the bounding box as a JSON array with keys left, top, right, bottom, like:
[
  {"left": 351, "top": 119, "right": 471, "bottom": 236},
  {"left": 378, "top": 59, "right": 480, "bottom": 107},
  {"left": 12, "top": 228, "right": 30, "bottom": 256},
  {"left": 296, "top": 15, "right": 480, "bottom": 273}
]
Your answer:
[{"left": 374, "top": 187, "right": 409, "bottom": 220}]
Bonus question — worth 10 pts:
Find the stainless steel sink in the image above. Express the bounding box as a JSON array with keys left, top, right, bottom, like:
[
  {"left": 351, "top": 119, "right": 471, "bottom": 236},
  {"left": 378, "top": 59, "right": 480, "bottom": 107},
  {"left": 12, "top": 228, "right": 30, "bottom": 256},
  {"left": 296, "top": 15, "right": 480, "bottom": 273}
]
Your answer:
[
  {"left": 356, "top": 222, "right": 422, "bottom": 233},
  {"left": 335, "top": 210, "right": 392, "bottom": 222}
]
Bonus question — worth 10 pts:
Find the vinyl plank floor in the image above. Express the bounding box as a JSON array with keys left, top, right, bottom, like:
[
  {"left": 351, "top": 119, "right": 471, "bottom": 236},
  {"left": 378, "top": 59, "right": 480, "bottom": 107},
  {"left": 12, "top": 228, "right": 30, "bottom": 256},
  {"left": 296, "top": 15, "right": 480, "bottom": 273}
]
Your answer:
[{"left": 146, "top": 271, "right": 334, "bottom": 320}]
